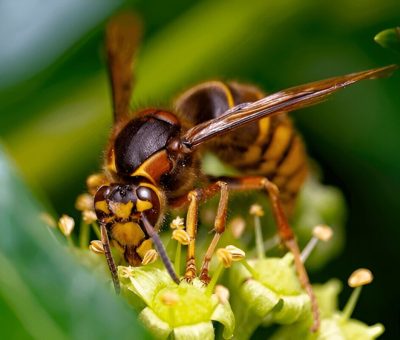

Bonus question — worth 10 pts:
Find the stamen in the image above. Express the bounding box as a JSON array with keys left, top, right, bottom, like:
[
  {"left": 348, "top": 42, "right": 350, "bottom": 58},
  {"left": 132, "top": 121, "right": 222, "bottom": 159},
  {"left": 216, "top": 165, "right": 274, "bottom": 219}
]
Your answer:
[
  {"left": 86, "top": 173, "right": 107, "bottom": 194},
  {"left": 58, "top": 215, "right": 75, "bottom": 238},
  {"left": 75, "top": 193, "right": 93, "bottom": 212},
  {"left": 206, "top": 248, "right": 230, "bottom": 296},
  {"left": 341, "top": 268, "right": 373, "bottom": 321},
  {"left": 250, "top": 204, "right": 265, "bottom": 259},
  {"left": 300, "top": 225, "right": 333, "bottom": 262},
  {"left": 172, "top": 229, "right": 190, "bottom": 245},
  {"left": 225, "top": 245, "right": 246, "bottom": 261},
  {"left": 142, "top": 249, "right": 159, "bottom": 265},
  {"left": 229, "top": 217, "right": 246, "bottom": 239},
  {"left": 82, "top": 210, "right": 97, "bottom": 224},
  {"left": 217, "top": 248, "right": 233, "bottom": 268},
  {"left": 170, "top": 216, "right": 185, "bottom": 229},
  {"left": 89, "top": 240, "right": 105, "bottom": 254}
]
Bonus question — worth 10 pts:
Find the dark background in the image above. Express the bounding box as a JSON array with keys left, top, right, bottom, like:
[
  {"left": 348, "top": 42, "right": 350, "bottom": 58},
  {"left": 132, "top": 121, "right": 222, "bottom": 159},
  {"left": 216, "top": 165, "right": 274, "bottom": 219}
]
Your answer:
[{"left": 0, "top": 0, "right": 399, "bottom": 338}]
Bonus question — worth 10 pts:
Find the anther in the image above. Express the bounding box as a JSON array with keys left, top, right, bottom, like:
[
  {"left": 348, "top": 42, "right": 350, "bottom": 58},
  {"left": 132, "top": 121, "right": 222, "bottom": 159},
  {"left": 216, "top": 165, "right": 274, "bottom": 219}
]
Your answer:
[
  {"left": 82, "top": 210, "right": 97, "bottom": 224},
  {"left": 342, "top": 268, "right": 374, "bottom": 321},
  {"left": 58, "top": 214, "right": 75, "bottom": 236},
  {"left": 301, "top": 225, "right": 333, "bottom": 262},
  {"left": 229, "top": 217, "right": 246, "bottom": 239},
  {"left": 348, "top": 268, "right": 373, "bottom": 288},
  {"left": 172, "top": 229, "right": 190, "bottom": 245},
  {"left": 142, "top": 249, "right": 159, "bottom": 265},
  {"left": 249, "top": 204, "right": 264, "bottom": 217},
  {"left": 75, "top": 193, "right": 93, "bottom": 212},
  {"left": 216, "top": 248, "right": 233, "bottom": 268},
  {"left": 225, "top": 245, "right": 246, "bottom": 261},
  {"left": 89, "top": 240, "right": 105, "bottom": 254}
]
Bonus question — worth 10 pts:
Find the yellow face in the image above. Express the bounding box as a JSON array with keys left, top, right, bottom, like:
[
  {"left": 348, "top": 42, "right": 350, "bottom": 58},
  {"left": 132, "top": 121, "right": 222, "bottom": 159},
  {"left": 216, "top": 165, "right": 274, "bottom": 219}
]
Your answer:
[
  {"left": 93, "top": 181, "right": 163, "bottom": 266},
  {"left": 94, "top": 182, "right": 161, "bottom": 221}
]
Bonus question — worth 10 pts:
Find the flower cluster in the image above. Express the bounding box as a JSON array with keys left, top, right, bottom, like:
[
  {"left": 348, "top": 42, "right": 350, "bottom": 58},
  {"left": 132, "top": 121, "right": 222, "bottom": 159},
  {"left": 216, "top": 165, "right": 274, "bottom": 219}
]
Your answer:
[{"left": 47, "top": 176, "right": 385, "bottom": 339}]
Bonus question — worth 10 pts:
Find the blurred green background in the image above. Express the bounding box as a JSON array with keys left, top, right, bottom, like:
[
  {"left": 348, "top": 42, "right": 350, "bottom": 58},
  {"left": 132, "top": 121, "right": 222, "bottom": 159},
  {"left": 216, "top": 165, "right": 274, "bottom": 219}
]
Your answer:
[{"left": 0, "top": 0, "right": 399, "bottom": 338}]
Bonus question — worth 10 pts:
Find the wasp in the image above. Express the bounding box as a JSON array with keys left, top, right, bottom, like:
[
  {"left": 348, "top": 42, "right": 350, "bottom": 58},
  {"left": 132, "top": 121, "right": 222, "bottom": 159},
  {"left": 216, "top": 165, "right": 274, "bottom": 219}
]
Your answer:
[{"left": 90, "top": 12, "right": 397, "bottom": 330}]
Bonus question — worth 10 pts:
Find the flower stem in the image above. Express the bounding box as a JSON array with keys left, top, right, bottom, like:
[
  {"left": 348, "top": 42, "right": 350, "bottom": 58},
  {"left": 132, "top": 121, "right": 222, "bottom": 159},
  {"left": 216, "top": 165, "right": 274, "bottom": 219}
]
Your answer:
[
  {"left": 91, "top": 222, "right": 101, "bottom": 239},
  {"left": 254, "top": 215, "right": 265, "bottom": 259},
  {"left": 206, "top": 262, "right": 224, "bottom": 296},
  {"left": 341, "top": 286, "right": 362, "bottom": 321},
  {"left": 241, "top": 260, "right": 259, "bottom": 280},
  {"left": 174, "top": 243, "right": 181, "bottom": 277},
  {"left": 66, "top": 235, "right": 74, "bottom": 248},
  {"left": 300, "top": 236, "right": 318, "bottom": 262},
  {"left": 79, "top": 222, "right": 90, "bottom": 249}
]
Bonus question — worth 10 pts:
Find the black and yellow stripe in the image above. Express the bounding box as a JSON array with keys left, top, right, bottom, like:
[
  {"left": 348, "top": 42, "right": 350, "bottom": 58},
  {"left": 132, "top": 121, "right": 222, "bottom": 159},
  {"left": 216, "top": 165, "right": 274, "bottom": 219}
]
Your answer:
[{"left": 175, "top": 80, "right": 309, "bottom": 214}]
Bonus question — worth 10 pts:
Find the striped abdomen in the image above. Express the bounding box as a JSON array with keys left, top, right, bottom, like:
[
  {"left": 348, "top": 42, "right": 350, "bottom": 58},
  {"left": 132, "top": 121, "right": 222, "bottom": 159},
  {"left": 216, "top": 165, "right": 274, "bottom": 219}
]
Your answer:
[{"left": 175, "top": 81, "right": 308, "bottom": 213}]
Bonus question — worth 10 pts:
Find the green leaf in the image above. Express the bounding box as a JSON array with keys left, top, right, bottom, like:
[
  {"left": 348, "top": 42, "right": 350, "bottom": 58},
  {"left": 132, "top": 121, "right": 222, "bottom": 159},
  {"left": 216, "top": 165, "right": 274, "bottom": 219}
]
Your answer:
[{"left": 0, "top": 146, "right": 149, "bottom": 339}]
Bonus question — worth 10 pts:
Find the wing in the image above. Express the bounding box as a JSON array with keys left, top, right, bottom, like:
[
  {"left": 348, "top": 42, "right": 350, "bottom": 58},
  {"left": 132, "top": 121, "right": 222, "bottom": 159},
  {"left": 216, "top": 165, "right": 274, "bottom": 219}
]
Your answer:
[
  {"left": 182, "top": 65, "right": 397, "bottom": 149},
  {"left": 106, "top": 12, "right": 141, "bottom": 121}
]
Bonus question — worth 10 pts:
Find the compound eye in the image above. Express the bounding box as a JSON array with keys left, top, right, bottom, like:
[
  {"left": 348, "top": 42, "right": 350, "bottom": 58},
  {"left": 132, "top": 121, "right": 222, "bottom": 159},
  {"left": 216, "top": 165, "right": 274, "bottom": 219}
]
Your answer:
[
  {"left": 136, "top": 185, "right": 160, "bottom": 214},
  {"left": 94, "top": 185, "right": 112, "bottom": 221}
]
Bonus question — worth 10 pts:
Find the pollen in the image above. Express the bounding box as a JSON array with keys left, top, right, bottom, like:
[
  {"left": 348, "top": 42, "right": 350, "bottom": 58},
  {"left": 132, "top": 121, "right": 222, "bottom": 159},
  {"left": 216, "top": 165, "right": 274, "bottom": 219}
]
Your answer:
[{"left": 170, "top": 216, "right": 185, "bottom": 229}]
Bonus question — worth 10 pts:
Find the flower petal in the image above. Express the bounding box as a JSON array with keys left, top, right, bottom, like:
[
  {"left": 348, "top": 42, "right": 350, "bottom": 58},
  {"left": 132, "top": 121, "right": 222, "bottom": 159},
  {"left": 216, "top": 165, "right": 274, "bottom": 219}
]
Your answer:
[
  {"left": 211, "top": 300, "right": 235, "bottom": 339},
  {"left": 119, "top": 266, "right": 173, "bottom": 306},
  {"left": 173, "top": 322, "right": 214, "bottom": 340},
  {"left": 269, "top": 293, "right": 311, "bottom": 324},
  {"left": 139, "top": 307, "right": 172, "bottom": 339}
]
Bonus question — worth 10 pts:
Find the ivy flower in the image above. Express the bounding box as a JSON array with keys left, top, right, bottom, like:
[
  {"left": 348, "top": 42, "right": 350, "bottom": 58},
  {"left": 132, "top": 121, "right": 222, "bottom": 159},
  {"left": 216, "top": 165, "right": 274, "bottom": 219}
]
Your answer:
[{"left": 118, "top": 266, "right": 234, "bottom": 339}]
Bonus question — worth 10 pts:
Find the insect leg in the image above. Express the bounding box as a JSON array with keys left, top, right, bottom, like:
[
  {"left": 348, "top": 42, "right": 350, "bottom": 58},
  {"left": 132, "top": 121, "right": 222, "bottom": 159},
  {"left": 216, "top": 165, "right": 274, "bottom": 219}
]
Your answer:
[
  {"left": 184, "top": 190, "right": 200, "bottom": 281},
  {"left": 100, "top": 223, "right": 120, "bottom": 294},
  {"left": 219, "top": 175, "right": 320, "bottom": 332},
  {"left": 180, "top": 181, "right": 229, "bottom": 282},
  {"left": 199, "top": 181, "right": 229, "bottom": 283}
]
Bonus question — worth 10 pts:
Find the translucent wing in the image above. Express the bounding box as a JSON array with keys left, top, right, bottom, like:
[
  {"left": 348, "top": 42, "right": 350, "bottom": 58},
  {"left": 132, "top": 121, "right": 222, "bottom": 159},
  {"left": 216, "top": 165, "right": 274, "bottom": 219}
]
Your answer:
[
  {"left": 106, "top": 12, "right": 141, "bottom": 121},
  {"left": 182, "top": 65, "right": 397, "bottom": 149}
]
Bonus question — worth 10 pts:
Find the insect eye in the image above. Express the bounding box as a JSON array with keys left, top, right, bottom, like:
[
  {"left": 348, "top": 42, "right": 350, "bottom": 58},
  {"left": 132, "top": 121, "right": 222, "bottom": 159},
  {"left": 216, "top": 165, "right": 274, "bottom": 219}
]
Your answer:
[{"left": 136, "top": 186, "right": 154, "bottom": 202}]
